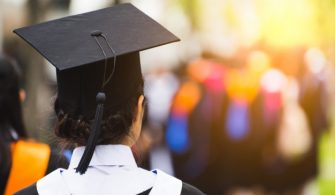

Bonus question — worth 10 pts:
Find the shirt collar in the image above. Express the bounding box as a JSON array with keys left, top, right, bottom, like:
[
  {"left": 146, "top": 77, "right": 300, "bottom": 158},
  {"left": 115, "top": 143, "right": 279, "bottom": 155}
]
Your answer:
[{"left": 68, "top": 144, "right": 137, "bottom": 169}]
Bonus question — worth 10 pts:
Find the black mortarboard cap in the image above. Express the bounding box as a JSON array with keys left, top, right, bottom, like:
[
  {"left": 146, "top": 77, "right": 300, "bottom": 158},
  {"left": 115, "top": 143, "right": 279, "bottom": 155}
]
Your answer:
[{"left": 14, "top": 3, "right": 179, "bottom": 174}]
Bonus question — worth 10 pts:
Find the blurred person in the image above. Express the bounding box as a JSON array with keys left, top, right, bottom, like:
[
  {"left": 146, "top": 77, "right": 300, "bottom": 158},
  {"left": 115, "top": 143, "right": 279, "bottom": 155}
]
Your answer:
[
  {"left": 263, "top": 49, "right": 329, "bottom": 194},
  {"left": 167, "top": 58, "right": 227, "bottom": 194},
  {"left": 145, "top": 68, "right": 180, "bottom": 175},
  {"left": 300, "top": 48, "right": 329, "bottom": 141},
  {"left": 259, "top": 51, "right": 327, "bottom": 194},
  {"left": 297, "top": 48, "right": 330, "bottom": 192},
  {"left": 14, "top": 4, "right": 204, "bottom": 195},
  {"left": 263, "top": 77, "right": 313, "bottom": 194},
  {"left": 214, "top": 58, "right": 264, "bottom": 194},
  {"left": 145, "top": 68, "right": 179, "bottom": 130},
  {"left": 0, "top": 55, "right": 68, "bottom": 195}
]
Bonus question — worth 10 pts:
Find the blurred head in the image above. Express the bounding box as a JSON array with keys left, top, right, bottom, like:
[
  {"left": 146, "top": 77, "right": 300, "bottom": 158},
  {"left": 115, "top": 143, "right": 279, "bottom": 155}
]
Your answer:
[{"left": 0, "top": 55, "right": 26, "bottom": 138}]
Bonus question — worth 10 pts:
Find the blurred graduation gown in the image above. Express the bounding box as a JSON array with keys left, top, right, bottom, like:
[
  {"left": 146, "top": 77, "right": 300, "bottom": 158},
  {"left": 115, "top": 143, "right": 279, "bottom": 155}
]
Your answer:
[{"left": 2, "top": 141, "right": 68, "bottom": 195}]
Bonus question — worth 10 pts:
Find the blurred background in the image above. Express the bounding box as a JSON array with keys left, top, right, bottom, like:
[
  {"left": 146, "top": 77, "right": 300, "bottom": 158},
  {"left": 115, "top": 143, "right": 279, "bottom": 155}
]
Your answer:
[{"left": 1, "top": 0, "right": 335, "bottom": 194}]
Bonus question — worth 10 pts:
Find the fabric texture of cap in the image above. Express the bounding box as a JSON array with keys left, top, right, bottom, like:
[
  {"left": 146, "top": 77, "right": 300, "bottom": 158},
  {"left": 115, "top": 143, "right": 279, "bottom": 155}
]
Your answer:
[
  {"left": 14, "top": 3, "right": 180, "bottom": 117},
  {"left": 14, "top": 3, "right": 179, "bottom": 71}
]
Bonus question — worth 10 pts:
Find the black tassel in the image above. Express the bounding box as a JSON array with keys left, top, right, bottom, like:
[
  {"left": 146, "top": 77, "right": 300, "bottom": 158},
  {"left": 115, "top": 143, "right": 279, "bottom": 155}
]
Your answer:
[{"left": 76, "top": 92, "right": 106, "bottom": 174}]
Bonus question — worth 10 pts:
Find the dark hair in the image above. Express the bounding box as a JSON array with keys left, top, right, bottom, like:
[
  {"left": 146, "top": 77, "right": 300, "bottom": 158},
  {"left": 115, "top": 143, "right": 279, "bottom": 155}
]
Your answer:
[
  {"left": 54, "top": 78, "right": 144, "bottom": 148},
  {"left": 0, "top": 56, "right": 27, "bottom": 192},
  {"left": 0, "top": 56, "right": 26, "bottom": 137}
]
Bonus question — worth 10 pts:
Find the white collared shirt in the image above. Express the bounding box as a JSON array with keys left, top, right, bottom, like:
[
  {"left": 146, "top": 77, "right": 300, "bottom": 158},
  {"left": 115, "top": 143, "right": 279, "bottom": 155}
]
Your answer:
[{"left": 37, "top": 145, "right": 182, "bottom": 195}]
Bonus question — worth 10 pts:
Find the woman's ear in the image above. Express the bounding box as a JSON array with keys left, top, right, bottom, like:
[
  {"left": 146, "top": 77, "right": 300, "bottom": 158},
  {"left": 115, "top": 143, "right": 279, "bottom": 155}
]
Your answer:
[
  {"left": 133, "top": 95, "right": 145, "bottom": 132},
  {"left": 125, "top": 95, "right": 145, "bottom": 146},
  {"left": 136, "top": 95, "right": 145, "bottom": 121},
  {"left": 19, "top": 89, "right": 26, "bottom": 103}
]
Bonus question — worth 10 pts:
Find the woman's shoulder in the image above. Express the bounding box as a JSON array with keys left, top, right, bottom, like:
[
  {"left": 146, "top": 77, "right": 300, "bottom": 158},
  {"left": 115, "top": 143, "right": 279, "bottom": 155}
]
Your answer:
[
  {"left": 15, "top": 168, "right": 66, "bottom": 195},
  {"left": 151, "top": 169, "right": 205, "bottom": 195},
  {"left": 181, "top": 182, "right": 205, "bottom": 195},
  {"left": 14, "top": 168, "right": 67, "bottom": 195}
]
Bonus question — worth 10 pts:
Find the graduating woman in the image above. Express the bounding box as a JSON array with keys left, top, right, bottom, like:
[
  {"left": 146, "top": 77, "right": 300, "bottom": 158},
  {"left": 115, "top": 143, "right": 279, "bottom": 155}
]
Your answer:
[
  {"left": 0, "top": 55, "right": 28, "bottom": 195},
  {"left": 14, "top": 3, "right": 204, "bottom": 195},
  {"left": 0, "top": 55, "right": 68, "bottom": 195}
]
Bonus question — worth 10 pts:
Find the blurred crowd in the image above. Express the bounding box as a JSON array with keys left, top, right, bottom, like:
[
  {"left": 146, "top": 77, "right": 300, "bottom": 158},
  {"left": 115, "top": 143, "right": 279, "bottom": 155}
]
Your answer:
[{"left": 140, "top": 47, "right": 335, "bottom": 195}]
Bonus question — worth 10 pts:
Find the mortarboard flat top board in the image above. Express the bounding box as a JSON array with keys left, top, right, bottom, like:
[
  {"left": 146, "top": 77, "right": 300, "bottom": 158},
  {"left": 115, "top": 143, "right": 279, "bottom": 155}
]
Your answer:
[{"left": 13, "top": 3, "right": 180, "bottom": 71}]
